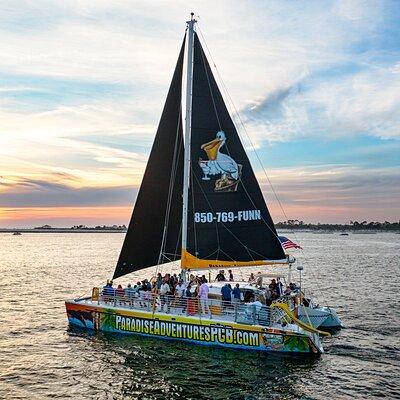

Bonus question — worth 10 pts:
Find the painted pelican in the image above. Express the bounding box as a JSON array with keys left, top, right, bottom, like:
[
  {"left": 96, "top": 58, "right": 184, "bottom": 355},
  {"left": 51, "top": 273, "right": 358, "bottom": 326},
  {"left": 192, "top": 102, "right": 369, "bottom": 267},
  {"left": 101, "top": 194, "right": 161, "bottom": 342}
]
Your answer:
[{"left": 199, "top": 131, "right": 239, "bottom": 181}]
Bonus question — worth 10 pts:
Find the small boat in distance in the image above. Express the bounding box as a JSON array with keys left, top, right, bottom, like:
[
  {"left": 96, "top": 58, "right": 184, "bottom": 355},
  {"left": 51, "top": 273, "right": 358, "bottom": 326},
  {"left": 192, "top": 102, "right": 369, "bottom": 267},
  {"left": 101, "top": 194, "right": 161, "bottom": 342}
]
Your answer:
[
  {"left": 339, "top": 232, "right": 349, "bottom": 236},
  {"left": 66, "top": 14, "right": 331, "bottom": 355},
  {"left": 13, "top": 231, "right": 21, "bottom": 235}
]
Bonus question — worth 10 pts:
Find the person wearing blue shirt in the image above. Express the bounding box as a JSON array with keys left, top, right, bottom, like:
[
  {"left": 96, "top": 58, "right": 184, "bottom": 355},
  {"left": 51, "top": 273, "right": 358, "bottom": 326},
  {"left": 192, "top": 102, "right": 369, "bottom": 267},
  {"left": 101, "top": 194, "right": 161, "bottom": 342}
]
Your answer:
[
  {"left": 232, "top": 284, "right": 241, "bottom": 303},
  {"left": 221, "top": 283, "right": 232, "bottom": 305}
]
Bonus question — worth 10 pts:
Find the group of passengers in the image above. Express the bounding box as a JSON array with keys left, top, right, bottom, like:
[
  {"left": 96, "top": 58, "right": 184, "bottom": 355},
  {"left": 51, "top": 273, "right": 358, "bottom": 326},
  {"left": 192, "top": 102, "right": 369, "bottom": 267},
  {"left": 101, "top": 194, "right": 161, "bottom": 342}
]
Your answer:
[
  {"left": 215, "top": 269, "right": 234, "bottom": 282},
  {"left": 101, "top": 270, "right": 300, "bottom": 318},
  {"left": 101, "top": 272, "right": 212, "bottom": 315}
]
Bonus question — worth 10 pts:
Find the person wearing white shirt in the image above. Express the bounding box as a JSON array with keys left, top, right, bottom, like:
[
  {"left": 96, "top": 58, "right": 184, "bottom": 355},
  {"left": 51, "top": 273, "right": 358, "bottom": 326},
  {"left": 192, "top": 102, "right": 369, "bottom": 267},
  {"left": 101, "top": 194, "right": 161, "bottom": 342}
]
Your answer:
[
  {"left": 175, "top": 279, "right": 186, "bottom": 310},
  {"left": 159, "top": 280, "right": 170, "bottom": 313},
  {"left": 198, "top": 281, "right": 211, "bottom": 316},
  {"left": 245, "top": 296, "right": 263, "bottom": 321}
]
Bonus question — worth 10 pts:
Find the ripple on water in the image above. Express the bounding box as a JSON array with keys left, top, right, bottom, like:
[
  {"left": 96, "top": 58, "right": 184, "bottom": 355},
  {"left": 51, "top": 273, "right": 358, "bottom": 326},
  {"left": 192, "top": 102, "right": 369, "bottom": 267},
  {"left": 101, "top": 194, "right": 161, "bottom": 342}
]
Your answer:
[{"left": 0, "top": 232, "right": 399, "bottom": 400}]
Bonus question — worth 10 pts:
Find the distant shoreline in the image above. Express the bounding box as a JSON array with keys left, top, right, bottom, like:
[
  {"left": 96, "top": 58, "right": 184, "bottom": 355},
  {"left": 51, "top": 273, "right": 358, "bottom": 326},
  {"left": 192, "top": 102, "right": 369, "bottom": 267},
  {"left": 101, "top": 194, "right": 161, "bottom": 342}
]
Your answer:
[
  {"left": 1, "top": 227, "right": 398, "bottom": 233},
  {"left": 0, "top": 228, "right": 127, "bottom": 233}
]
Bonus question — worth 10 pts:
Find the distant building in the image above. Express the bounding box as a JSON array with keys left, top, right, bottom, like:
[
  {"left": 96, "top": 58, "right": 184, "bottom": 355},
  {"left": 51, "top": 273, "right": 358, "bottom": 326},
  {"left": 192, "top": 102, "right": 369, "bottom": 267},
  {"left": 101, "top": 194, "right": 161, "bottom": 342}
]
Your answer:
[{"left": 34, "top": 224, "right": 52, "bottom": 229}]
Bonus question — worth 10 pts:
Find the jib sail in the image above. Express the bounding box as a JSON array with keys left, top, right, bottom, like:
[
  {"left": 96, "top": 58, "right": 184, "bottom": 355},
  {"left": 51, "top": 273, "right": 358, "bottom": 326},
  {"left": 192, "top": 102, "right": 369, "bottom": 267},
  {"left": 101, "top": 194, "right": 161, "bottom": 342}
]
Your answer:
[{"left": 113, "top": 37, "right": 185, "bottom": 279}]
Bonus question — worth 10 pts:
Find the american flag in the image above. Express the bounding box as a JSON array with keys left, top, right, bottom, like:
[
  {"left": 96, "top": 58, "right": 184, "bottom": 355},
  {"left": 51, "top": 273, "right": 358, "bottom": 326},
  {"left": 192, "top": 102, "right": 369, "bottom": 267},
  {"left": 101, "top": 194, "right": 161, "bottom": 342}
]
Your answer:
[{"left": 278, "top": 236, "right": 302, "bottom": 250}]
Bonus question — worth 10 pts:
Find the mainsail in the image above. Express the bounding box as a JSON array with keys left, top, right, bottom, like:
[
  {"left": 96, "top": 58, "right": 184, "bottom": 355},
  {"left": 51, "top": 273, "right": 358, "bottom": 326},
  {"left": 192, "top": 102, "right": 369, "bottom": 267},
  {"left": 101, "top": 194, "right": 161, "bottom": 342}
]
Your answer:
[
  {"left": 113, "top": 38, "right": 185, "bottom": 279},
  {"left": 181, "top": 33, "right": 286, "bottom": 269}
]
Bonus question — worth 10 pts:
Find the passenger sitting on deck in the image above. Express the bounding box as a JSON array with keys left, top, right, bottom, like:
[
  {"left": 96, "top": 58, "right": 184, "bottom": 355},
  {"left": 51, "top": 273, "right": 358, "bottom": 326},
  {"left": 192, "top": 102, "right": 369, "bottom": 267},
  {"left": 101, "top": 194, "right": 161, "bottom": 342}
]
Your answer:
[
  {"left": 221, "top": 283, "right": 232, "bottom": 304},
  {"left": 115, "top": 284, "right": 125, "bottom": 303},
  {"left": 133, "top": 282, "right": 141, "bottom": 294},
  {"left": 215, "top": 270, "right": 226, "bottom": 282},
  {"left": 125, "top": 284, "right": 135, "bottom": 304},
  {"left": 102, "top": 280, "right": 114, "bottom": 302}
]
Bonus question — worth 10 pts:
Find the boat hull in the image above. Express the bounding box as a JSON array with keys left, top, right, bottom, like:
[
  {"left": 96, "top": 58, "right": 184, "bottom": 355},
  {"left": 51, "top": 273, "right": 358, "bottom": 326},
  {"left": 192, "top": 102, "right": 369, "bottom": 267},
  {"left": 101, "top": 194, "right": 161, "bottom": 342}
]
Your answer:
[
  {"left": 298, "top": 306, "right": 342, "bottom": 329},
  {"left": 66, "top": 300, "right": 322, "bottom": 354}
]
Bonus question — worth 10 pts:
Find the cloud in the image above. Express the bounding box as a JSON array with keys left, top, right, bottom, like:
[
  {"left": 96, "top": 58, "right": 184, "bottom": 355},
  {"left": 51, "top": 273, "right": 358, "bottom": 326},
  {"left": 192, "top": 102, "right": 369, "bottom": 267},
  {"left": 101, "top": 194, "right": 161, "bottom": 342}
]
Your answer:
[
  {"left": 258, "top": 165, "right": 400, "bottom": 222},
  {"left": 0, "top": 0, "right": 398, "bottom": 226},
  {"left": 0, "top": 174, "right": 137, "bottom": 207}
]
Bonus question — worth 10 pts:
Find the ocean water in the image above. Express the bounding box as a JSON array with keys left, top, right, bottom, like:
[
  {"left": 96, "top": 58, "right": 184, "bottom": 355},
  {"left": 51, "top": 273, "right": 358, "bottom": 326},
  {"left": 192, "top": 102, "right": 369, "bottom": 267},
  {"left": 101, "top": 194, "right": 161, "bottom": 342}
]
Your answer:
[{"left": 0, "top": 232, "right": 399, "bottom": 400}]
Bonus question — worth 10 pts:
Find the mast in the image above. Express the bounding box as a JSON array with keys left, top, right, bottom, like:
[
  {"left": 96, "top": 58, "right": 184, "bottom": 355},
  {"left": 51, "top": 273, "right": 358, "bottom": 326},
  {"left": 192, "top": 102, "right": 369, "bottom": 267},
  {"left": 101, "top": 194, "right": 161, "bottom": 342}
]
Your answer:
[{"left": 181, "top": 13, "right": 196, "bottom": 279}]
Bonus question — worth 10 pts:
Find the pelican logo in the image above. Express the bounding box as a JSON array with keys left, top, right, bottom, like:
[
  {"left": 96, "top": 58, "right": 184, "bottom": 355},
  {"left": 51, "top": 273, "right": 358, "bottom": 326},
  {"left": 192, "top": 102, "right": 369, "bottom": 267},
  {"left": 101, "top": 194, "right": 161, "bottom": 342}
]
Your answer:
[{"left": 198, "top": 131, "right": 242, "bottom": 192}]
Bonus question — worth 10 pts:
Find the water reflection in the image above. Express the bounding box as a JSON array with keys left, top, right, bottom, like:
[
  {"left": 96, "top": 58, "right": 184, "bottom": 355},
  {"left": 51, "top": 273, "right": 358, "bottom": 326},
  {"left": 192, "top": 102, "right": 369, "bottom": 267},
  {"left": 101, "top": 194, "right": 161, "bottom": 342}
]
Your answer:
[{"left": 68, "top": 327, "right": 319, "bottom": 399}]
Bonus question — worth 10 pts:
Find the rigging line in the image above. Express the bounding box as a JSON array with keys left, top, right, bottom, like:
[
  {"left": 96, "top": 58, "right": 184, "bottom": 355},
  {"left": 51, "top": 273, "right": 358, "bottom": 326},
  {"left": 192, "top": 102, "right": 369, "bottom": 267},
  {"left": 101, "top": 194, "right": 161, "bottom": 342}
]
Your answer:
[
  {"left": 197, "top": 24, "right": 328, "bottom": 302},
  {"left": 173, "top": 222, "right": 183, "bottom": 263},
  {"left": 197, "top": 25, "right": 282, "bottom": 214},
  {"left": 238, "top": 178, "right": 284, "bottom": 244},
  {"left": 197, "top": 24, "right": 284, "bottom": 250},
  {"left": 197, "top": 33, "right": 222, "bottom": 132},
  {"left": 157, "top": 106, "right": 183, "bottom": 267},
  {"left": 192, "top": 171, "right": 258, "bottom": 262},
  {"left": 189, "top": 164, "right": 221, "bottom": 255}
]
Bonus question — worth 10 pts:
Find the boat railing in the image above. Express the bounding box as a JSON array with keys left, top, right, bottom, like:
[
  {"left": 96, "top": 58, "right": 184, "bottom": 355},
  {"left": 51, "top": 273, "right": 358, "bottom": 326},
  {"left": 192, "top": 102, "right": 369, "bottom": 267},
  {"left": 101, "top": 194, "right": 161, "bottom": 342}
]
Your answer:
[{"left": 88, "top": 288, "right": 285, "bottom": 328}]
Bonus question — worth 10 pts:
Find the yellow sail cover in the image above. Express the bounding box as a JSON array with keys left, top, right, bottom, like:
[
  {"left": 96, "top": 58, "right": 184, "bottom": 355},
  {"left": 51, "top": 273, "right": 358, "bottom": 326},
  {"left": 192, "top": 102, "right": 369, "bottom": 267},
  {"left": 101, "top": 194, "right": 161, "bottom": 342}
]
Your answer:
[{"left": 181, "top": 250, "right": 288, "bottom": 270}]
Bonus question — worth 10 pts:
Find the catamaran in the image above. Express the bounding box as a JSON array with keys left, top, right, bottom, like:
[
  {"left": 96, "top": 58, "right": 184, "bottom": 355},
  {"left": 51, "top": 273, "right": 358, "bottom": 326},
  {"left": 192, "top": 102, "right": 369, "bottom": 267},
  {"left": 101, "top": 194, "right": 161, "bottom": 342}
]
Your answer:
[{"left": 66, "top": 14, "right": 332, "bottom": 354}]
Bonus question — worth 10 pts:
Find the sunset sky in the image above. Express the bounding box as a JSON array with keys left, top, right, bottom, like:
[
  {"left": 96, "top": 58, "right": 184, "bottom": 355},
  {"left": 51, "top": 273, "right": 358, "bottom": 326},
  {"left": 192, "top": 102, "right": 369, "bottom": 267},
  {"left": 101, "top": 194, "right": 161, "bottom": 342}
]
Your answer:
[{"left": 1, "top": 0, "right": 399, "bottom": 227}]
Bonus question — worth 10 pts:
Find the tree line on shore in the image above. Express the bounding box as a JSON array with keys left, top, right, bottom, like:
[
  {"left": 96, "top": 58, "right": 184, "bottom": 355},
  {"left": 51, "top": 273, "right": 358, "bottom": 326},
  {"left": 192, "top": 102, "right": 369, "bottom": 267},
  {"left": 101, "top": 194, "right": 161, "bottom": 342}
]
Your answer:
[
  {"left": 30, "top": 221, "right": 399, "bottom": 232},
  {"left": 275, "top": 220, "right": 400, "bottom": 231}
]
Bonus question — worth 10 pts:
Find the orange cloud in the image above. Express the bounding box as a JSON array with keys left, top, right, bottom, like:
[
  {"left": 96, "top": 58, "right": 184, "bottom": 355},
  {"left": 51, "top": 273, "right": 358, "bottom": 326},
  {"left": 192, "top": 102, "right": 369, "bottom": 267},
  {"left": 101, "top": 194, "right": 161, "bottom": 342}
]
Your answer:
[{"left": 0, "top": 206, "right": 132, "bottom": 228}]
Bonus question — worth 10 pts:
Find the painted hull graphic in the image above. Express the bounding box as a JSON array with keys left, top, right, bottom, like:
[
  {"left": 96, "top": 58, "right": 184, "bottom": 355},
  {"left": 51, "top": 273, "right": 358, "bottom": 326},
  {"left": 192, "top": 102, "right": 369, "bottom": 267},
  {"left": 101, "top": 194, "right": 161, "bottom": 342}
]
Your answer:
[{"left": 66, "top": 301, "right": 321, "bottom": 354}]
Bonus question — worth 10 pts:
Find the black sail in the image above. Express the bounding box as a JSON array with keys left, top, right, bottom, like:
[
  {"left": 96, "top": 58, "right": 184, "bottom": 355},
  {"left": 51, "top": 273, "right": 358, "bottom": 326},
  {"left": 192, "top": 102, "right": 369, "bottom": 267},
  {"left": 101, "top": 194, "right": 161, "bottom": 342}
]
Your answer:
[
  {"left": 182, "top": 33, "right": 286, "bottom": 269},
  {"left": 113, "top": 38, "right": 185, "bottom": 279}
]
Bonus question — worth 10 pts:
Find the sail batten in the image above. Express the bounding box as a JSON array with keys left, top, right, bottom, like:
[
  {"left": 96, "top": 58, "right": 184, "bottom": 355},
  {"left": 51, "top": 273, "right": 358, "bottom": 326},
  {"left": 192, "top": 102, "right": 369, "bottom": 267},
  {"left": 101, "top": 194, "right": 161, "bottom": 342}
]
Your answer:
[
  {"left": 182, "top": 33, "right": 286, "bottom": 269},
  {"left": 113, "top": 37, "right": 186, "bottom": 280}
]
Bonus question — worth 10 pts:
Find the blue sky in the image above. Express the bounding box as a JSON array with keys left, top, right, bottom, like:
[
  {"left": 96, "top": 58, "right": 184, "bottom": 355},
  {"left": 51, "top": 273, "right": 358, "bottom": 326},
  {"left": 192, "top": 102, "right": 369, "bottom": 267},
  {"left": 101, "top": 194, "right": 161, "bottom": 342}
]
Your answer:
[{"left": 0, "top": 0, "right": 399, "bottom": 226}]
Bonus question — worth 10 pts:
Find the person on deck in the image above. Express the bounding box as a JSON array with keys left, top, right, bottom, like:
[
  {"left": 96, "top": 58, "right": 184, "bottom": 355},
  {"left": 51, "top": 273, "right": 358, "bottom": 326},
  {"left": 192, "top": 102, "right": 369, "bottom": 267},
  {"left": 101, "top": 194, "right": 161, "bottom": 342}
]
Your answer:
[
  {"left": 159, "top": 278, "right": 170, "bottom": 313},
  {"left": 185, "top": 284, "right": 194, "bottom": 315},
  {"left": 221, "top": 283, "right": 232, "bottom": 305},
  {"left": 102, "top": 281, "right": 113, "bottom": 302},
  {"left": 232, "top": 284, "right": 241, "bottom": 304},
  {"left": 125, "top": 284, "right": 135, "bottom": 305},
  {"left": 116, "top": 284, "right": 125, "bottom": 304},
  {"left": 228, "top": 269, "right": 234, "bottom": 281},
  {"left": 156, "top": 273, "right": 163, "bottom": 289},
  {"left": 145, "top": 279, "right": 152, "bottom": 291},
  {"left": 245, "top": 296, "right": 263, "bottom": 321},
  {"left": 248, "top": 273, "right": 255, "bottom": 283},
  {"left": 276, "top": 277, "right": 284, "bottom": 297},
  {"left": 169, "top": 274, "right": 176, "bottom": 291},
  {"left": 256, "top": 272, "right": 263, "bottom": 287},
  {"left": 175, "top": 279, "right": 186, "bottom": 297},
  {"left": 175, "top": 279, "right": 186, "bottom": 309},
  {"left": 215, "top": 270, "right": 226, "bottom": 282},
  {"left": 199, "top": 280, "right": 211, "bottom": 316}
]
